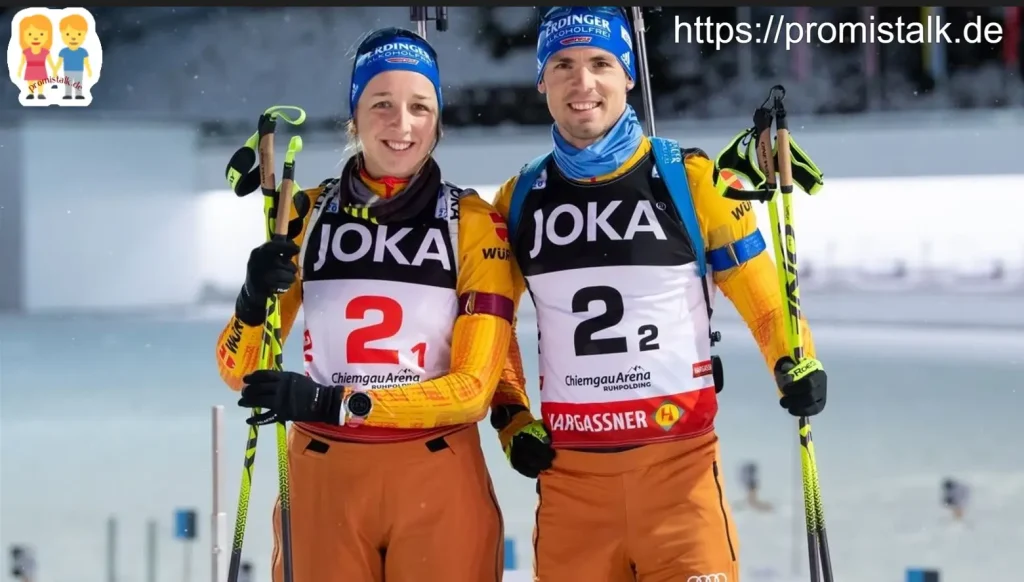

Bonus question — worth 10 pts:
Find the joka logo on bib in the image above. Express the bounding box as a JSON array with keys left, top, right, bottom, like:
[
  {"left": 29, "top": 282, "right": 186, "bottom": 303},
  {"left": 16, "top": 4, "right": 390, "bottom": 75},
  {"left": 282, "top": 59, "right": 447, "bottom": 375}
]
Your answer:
[{"left": 7, "top": 7, "right": 103, "bottom": 107}]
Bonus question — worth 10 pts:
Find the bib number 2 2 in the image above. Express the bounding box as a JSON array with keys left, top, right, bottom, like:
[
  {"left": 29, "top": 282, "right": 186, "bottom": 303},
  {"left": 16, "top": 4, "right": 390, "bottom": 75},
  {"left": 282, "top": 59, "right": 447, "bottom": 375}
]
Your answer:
[
  {"left": 573, "top": 286, "right": 659, "bottom": 356},
  {"left": 346, "top": 295, "right": 427, "bottom": 366}
]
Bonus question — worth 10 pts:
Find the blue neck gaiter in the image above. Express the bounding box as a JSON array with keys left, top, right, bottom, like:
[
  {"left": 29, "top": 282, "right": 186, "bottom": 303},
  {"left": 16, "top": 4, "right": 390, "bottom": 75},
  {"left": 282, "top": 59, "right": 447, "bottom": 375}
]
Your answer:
[{"left": 551, "top": 105, "right": 644, "bottom": 181}]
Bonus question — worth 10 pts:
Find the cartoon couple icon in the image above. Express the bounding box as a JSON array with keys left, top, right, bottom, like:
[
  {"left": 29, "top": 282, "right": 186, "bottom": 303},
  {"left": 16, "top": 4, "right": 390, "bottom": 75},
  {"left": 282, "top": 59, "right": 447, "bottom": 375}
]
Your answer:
[{"left": 14, "top": 10, "right": 95, "bottom": 102}]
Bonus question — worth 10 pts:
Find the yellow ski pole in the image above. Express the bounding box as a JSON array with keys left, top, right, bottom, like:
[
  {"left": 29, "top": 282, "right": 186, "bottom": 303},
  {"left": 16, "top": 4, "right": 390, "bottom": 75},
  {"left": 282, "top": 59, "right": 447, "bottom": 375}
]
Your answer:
[
  {"left": 764, "top": 86, "right": 833, "bottom": 582},
  {"left": 261, "top": 133, "right": 303, "bottom": 582},
  {"left": 716, "top": 85, "right": 833, "bottom": 582},
  {"left": 226, "top": 106, "right": 304, "bottom": 582}
]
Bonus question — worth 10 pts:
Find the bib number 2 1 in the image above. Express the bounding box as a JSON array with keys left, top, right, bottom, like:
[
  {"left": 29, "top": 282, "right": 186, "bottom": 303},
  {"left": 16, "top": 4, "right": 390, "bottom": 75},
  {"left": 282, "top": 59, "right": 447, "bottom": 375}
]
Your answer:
[
  {"left": 573, "top": 286, "right": 659, "bottom": 356},
  {"left": 346, "top": 295, "right": 427, "bottom": 366}
]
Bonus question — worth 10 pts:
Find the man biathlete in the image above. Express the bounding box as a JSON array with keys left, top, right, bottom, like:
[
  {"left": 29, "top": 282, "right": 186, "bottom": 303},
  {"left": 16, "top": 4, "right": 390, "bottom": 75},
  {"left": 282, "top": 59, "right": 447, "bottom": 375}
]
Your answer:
[{"left": 487, "top": 7, "right": 829, "bottom": 581}]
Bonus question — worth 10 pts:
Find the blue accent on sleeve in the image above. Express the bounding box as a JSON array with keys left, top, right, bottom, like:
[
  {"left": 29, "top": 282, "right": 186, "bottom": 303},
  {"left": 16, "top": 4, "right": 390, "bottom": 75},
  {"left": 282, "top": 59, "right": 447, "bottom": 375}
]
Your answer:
[{"left": 707, "top": 229, "right": 767, "bottom": 272}]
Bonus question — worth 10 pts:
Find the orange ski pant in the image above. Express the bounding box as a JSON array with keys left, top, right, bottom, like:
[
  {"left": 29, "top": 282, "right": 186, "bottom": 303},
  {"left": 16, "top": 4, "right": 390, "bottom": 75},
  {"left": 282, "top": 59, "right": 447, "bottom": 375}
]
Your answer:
[
  {"left": 533, "top": 430, "right": 740, "bottom": 582},
  {"left": 271, "top": 423, "right": 503, "bottom": 582}
]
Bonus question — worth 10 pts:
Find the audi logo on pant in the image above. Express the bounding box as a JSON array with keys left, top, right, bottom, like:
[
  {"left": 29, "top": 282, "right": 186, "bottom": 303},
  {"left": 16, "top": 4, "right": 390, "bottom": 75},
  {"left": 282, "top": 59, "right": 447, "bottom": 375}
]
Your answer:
[{"left": 687, "top": 575, "right": 728, "bottom": 582}]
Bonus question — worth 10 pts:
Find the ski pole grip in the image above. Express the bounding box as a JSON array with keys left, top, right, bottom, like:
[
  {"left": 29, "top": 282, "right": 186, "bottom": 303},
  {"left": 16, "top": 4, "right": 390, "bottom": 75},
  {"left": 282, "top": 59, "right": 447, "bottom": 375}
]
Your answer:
[
  {"left": 274, "top": 136, "right": 303, "bottom": 238},
  {"left": 774, "top": 98, "right": 795, "bottom": 195}
]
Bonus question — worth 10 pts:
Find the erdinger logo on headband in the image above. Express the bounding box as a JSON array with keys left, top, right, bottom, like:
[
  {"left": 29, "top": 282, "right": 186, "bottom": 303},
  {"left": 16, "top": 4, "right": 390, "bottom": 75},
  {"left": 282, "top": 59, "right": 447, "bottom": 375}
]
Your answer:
[
  {"left": 357, "top": 41, "right": 434, "bottom": 68},
  {"left": 541, "top": 13, "right": 612, "bottom": 44}
]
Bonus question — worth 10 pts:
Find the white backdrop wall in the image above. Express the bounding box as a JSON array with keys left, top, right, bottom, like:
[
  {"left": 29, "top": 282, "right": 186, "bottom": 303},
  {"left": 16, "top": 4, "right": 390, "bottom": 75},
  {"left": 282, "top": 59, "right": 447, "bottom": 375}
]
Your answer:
[
  {"left": 5, "top": 118, "right": 201, "bottom": 312},
  {"left": 3, "top": 111, "right": 1023, "bottom": 313}
]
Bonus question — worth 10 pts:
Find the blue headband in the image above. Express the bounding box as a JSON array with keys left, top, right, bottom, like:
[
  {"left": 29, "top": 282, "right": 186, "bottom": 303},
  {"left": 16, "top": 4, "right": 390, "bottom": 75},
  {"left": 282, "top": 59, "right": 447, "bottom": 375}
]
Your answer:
[
  {"left": 349, "top": 28, "right": 442, "bottom": 117},
  {"left": 536, "top": 6, "right": 636, "bottom": 84}
]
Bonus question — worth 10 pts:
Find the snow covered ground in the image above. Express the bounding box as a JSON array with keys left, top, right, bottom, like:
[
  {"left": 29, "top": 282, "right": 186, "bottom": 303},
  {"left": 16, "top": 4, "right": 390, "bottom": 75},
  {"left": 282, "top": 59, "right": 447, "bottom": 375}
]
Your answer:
[{"left": 1, "top": 307, "right": 1021, "bottom": 582}]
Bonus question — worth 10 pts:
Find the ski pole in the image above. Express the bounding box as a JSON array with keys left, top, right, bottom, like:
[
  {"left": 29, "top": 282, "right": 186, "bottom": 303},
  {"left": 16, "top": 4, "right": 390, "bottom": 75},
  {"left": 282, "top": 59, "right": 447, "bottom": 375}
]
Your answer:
[
  {"left": 629, "top": 7, "right": 657, "bottom": 137},
  {"left": 225, "top": 110, "right": 277, "bottom": 582},
  {"left": 722, "top": 86, "right": 833, "bottom": 582},
  {"left": 226, "top": 107, "right": 305, "bottom": 582},
  {"left": 266, "top": 133, "right": 303, "bottom": 582},
  {"left": 265, "top": 133, "right": 303, "bottom": 582},
  {"left": 770, "top": 87, "right": 833, "bottom": 582}
]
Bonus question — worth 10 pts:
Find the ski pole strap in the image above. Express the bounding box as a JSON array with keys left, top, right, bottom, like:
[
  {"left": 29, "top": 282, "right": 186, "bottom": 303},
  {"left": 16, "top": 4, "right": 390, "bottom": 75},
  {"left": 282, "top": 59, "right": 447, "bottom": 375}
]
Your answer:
[
  {"left": 283, "top": 135, "right": 303, "bottom": 168},
  {"left": 224, "top": 105, "right": 307, "bottom": 197},
  {"left": 264, "top": 105, "right": 306, "bottom": 126},
  {"left": 712, "top": 128, "right": 824, "bottom": 202},
  {"left": 712, "top": 127, "right": 772, "bottom": 202},
  {"left": 786, "top": 135, "right": 824, "bottom": 195}
]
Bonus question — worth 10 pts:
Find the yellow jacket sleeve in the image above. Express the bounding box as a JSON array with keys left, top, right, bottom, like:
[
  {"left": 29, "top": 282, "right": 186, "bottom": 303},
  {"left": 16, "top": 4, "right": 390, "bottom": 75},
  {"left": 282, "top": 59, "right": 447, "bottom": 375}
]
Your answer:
[
  {"left": 215, "top": 186, "right": 321, "bottom": 391},
  {"left": 685, "top": 153, "right": 816, "bottom": 375},
  {"left": 489, "top": 176, "right": 538, "bottom": 448},
  {"left": 359, "top": 193, "right": 516, "bottom": 429}
]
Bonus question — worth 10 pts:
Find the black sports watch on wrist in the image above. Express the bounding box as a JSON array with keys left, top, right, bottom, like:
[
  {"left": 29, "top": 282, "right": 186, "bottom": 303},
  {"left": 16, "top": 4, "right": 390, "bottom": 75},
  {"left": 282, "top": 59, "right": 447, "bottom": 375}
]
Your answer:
[{"left": 345, "top": 391, "right": 373, "bottom": 419}]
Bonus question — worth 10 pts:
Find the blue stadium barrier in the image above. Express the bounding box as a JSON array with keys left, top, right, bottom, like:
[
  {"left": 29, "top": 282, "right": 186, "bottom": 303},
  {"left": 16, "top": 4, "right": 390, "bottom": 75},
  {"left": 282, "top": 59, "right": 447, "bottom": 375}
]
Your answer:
[{"left": 906, "top": 567, "right": 940, "bottom": 582}]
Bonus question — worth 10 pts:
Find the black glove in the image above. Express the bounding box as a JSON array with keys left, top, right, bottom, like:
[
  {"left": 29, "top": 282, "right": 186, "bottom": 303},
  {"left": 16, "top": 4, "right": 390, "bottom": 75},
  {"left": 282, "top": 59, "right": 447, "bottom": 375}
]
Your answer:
[
  {"left": 505, "top": 420, "right": 556, "bottom": 479},
  {"left": 235, "top": 238, "right": 300, "bottom": 325},
  {"left": 775, "top": 356, "right": 827, "bottom": 417},
  {"left": 239, "top": 370, "right": 343, "bottom": 425}
]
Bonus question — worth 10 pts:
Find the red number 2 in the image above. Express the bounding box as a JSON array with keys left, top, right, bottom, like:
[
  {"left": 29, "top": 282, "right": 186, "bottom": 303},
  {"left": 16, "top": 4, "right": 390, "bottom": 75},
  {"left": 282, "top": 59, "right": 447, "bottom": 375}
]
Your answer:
[{"left": 345, "top": 295, "right": 426, "bottom": 367}]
